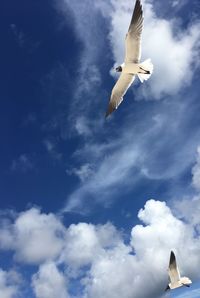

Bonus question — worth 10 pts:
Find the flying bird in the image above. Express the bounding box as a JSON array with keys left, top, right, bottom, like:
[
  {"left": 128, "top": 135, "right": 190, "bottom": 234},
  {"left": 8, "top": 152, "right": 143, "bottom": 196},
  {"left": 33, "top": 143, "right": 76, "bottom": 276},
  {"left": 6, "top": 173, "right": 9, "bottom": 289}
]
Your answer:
[
  {"left": 165, "top": 251, "right": 192, "bottom": 291},
  {"left": 105, "top": 0, "right": 153, "bottom": 117}
]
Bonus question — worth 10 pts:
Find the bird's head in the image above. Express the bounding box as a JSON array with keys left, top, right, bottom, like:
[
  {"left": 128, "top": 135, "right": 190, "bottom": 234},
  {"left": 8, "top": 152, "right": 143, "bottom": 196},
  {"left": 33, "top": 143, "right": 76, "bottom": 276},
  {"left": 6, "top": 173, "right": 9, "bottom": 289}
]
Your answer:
[
  {"left": 115, "top": 66, "right": 122, "bottom": 72},
  {"left": 115, "top": 63, "right": 124, "bottom": 72}
]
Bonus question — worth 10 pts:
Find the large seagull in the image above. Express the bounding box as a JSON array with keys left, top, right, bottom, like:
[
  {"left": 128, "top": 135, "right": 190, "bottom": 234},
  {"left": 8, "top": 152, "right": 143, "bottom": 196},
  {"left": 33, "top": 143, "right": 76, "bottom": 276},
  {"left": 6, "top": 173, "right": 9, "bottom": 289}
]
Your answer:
[
  {"left": 165, "top": 251, "right": 192, "bottom": 291},
  {"left": 106, "top": 0, "right": 153, "bottom": 117}
]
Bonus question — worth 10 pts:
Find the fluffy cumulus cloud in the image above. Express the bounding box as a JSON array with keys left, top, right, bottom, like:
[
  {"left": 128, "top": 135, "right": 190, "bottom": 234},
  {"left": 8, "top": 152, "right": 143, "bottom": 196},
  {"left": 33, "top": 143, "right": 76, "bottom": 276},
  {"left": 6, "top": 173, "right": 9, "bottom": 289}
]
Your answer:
[
  {"left": 1, "top": 197, "right": 200, "bottom": 297},
  {"left": 59, "top": 222, "right": 121, "bottom": 271},
  {"left": 0, "top": 269, "right": 21, "bottom": 298},
  {"left": 0, "top": 208, "right": 66, "bottom": 264},
  {"left": 32, "top": 262, "right": 69, "bottom": 298},
  {"left": 81, "top": 199, "right": 200, "bottom": 298}
]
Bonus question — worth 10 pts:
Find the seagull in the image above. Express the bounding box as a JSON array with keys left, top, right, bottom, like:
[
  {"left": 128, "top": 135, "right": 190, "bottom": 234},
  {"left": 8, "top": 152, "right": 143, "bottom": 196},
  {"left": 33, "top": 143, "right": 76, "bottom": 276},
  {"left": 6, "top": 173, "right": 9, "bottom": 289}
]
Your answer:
[
  {"left": 105, "top": 0, "right": 153, "bottom": 117},
  {"left": 165, "top": 251, "right": 192, "bottom": 291}
]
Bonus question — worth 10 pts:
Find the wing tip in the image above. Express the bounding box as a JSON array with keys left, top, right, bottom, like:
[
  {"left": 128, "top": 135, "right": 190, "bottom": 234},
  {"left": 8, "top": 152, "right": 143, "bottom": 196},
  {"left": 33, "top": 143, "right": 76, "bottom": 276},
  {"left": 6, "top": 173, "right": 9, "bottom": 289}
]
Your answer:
[
  {"left": 105, "top": 111, "right": 110, "bottom": 118},
  {"left": 169, "top": 250, "right": 176, "bottom": 265},
  {"left": 165, "top": 285, "right": 170, "bottom": 292},
  {"left": 105, "top": 107, "right": 115, "bottom": 118}
]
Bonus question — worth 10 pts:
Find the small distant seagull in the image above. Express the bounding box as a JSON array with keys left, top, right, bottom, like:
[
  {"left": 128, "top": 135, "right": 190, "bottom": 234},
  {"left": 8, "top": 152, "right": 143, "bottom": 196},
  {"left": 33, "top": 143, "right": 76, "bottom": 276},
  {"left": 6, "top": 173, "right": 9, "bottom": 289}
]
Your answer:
[
  {"left": 165, "top": 251, "right": 192, "bottom": 291},
  {"left": 105, "top": 0, "right": 153, "bottom": 117}
]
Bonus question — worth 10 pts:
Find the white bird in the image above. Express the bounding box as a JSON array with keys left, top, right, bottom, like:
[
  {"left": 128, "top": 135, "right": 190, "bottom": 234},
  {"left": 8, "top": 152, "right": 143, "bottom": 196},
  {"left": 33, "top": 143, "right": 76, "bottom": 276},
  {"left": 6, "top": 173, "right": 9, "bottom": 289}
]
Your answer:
[
  {"left": 165, "top": 251, "right": 192, "bottom": 291},
  {"left": 105, "top": 0, "right": 153, "bottom": 117}
]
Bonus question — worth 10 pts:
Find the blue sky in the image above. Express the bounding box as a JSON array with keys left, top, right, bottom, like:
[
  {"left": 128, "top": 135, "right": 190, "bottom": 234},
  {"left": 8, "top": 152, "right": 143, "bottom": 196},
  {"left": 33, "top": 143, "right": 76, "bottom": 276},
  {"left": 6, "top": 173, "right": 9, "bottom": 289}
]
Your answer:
[{"left": 0, "top": 0, "right": 200, "bottom": 297}]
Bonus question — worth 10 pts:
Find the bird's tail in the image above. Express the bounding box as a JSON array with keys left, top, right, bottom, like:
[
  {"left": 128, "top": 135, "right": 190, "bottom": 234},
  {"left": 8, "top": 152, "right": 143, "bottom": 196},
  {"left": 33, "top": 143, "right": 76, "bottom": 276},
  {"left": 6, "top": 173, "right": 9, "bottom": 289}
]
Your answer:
[{"left": 137, "top": 59, "right": 154, "bottom": 83}]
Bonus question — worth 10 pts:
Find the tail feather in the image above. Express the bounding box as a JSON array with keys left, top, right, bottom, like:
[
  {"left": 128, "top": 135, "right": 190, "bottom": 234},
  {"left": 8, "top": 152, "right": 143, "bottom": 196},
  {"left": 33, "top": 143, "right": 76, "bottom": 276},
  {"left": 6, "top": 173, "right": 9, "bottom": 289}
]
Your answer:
[{"left": 137, "top": 58, "right": 154, "bottom": 83}]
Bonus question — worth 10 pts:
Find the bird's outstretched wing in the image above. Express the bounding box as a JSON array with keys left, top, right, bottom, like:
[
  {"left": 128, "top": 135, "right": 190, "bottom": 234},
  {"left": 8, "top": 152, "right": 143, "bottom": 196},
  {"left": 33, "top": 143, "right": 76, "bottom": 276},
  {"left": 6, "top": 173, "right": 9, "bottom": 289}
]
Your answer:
[
  {"left": 125, "top": 0, "right": 143, "bottom": 63},
  {"left": 106, "top": 73, "right": 135, "bottom": 117},
  {"left": 168, "top": 251, "right": 180, "bottom": 284}
]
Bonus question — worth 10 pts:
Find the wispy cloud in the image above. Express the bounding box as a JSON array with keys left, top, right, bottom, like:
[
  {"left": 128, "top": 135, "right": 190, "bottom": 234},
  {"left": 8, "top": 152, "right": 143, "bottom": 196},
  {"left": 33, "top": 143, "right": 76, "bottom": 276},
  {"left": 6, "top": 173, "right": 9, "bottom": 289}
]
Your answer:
[
  {"left": 43, "top": 139, "right": 63, "bottom": 161},
  {"left": 10, "top": 154, "right": 34, "bottom": 173},
  {"left": 51, "top": 0, "right": 200, "bottom": 213},
  {"left": 10, "top": 24, "right": 25, "bottom": 47},
  {"left": 64, "top": 92, "right": 200, "bottom": 212}
]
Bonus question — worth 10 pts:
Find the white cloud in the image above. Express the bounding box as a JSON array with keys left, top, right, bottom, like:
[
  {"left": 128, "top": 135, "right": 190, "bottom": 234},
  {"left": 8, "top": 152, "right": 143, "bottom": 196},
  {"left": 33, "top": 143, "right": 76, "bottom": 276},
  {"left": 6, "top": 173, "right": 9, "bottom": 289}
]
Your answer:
[
  {"left": 54, "top": 0, "right": 103, "bottom": 135},
  {"left": 58, "top": 0, "right": 200, "bottom": 101},
  {"left": 53, "top": 0, "right": 200, "bottom": 213},
  {"left": 1, "top": 198, "right": 200, "bottom": 298},
  {"left": 64, "top": 95, "right": 200, "bottom": 212},
  {"left": 173, "top": 147, "right": 200, "bottom": 229},
  {"left": 106, "top": 0, "right": 200, "bottom": 99},
  {"left": 66, "top": 164, "right": 94, "bottom": 182},
  {"left": 81, "top": 199, "right": 200, "bottom": 298},
  {"left": 2, "top": 149, "right": 200, "bottom": 297},
  {"left": 192, "top": 146, "right": 200, "bottom": 191},
  {"left": 59, "top": 222, "right": 121, "bottom": 272},
  {"left": 32, "top": 262, "right": 69, "bottom": 298},
  {"left": 0, "top": 208, "right": 66, "bottom": 264},
  {"left": 0, "top": 269, "right": 21, "bottom": 298}
]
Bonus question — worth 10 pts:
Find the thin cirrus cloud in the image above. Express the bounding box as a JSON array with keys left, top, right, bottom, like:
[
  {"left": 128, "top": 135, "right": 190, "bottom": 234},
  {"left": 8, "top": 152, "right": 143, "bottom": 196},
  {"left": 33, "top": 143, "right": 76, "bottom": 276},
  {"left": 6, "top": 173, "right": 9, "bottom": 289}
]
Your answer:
[{"left": 64, "top": 93, "right": 200, "bottom": 213}]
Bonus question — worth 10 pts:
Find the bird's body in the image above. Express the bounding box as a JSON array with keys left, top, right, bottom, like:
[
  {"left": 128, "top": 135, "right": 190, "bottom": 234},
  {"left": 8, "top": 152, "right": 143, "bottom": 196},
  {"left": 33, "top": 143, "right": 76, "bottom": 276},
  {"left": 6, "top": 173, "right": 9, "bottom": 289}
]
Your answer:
[
  {"left": 165, "top": 251, "right": 192, "bottom": 291},
  {"left": 106, "top": 0, "right": 154, "bottom": 117},
  {"left": 123, "top": 63, "right": 140, "bottom": 74}
]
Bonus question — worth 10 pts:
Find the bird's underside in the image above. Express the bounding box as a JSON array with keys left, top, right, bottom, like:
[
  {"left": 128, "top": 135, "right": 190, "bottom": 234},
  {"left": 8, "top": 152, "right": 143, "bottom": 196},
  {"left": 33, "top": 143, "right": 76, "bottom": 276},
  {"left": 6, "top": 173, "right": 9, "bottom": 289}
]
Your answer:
[
  {"left": 105, "top": 0, "right": 144, "bottom": 117},
  {"left": 165, "top": 251, "right": 192, "bottom": 291}
]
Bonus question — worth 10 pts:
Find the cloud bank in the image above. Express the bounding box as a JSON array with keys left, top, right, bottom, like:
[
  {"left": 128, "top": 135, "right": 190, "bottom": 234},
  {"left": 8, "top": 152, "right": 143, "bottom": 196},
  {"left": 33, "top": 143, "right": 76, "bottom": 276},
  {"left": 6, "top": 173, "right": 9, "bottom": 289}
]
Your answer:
[
  {"left": 1, "top": 195, "right": 200, "bottom": 297},
  {"left": 2, "top": 145, "right": 200, "bottom": 297}
]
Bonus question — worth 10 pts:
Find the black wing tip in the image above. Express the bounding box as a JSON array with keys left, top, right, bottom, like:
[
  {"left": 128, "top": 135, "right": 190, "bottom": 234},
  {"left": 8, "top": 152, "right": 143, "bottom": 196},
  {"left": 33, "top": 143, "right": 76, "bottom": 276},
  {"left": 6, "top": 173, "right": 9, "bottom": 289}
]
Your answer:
[
  {"left": 129, "top": 0, "right": 143, "bottom": 31},
  {"left": 135, "top": 0, "right": 143, "bottom": 12},
  {"left": 105, "top": 102, "right": 116, "bottom": 118},
  {"left": 165, "top": 285, "right": 170, "bottom": 292},
  {"left": 105, "top": 108, "right": 115, "bottom": 118},
  {"left": 170, "top": 250, "right": 175, "bottom": 257},
  {"left": 169, "top": 251, "right": 176, "bottom": 264}
]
